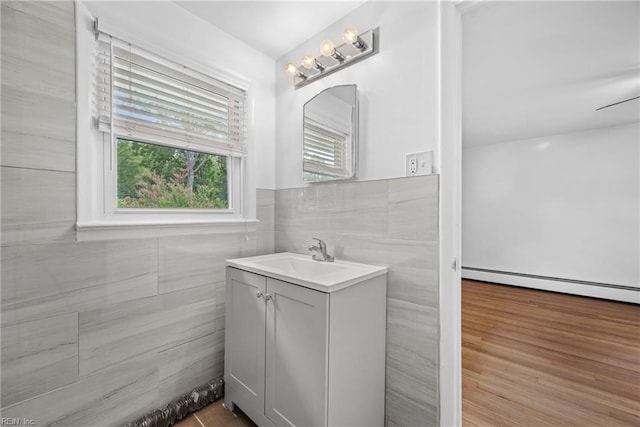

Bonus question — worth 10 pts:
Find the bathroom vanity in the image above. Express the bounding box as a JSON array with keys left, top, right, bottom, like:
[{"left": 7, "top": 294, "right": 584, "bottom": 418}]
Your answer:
[{"left": 224, "top": 252, "right": 387, "bottom": 427}]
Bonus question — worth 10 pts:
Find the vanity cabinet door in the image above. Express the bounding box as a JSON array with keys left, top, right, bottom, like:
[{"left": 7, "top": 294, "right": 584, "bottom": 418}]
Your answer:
[
  {"left": 225, "top": 268, "right": 267, "bottom": 416},
  {"left": 264, "top": 278, "right": 328, "bottom": 427}
]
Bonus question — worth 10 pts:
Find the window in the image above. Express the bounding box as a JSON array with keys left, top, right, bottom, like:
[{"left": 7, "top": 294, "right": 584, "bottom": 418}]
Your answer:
[
  {"left": 92, "top": 32, "right": 246, "bottom": 219},
  {"left": 116, "top": 139, "right": 228, "bottom": 209},
  {"left": 303, "top": 119, "right": 349, "bottom": 179}
]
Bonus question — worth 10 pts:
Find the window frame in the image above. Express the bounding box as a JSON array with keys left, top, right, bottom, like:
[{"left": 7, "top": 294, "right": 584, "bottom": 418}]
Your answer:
[{"left": 76, "top": 14, "right": 255, "bottom": 240}]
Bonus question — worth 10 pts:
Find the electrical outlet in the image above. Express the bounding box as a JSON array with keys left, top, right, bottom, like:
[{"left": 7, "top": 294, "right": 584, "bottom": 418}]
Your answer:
[
  {"left": 408, "top": 156, "right": 418, "bottom": 175},
  {"left": 406, "top": 151, "right": 433, "bottom": 176}
]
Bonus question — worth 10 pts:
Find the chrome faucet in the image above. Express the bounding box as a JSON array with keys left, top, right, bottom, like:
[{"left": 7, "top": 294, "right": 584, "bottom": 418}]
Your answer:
[{"left": 308, "top": 237, "right": 334, "bottom": 262}]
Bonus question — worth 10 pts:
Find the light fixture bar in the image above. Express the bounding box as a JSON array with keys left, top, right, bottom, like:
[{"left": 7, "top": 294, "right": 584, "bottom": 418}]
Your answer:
[
  {"left": 331, "top": 50, "right": 346, "bottom": 63},
  {"left": 290, "top": 27, "right": 379, "bottom": 90}
]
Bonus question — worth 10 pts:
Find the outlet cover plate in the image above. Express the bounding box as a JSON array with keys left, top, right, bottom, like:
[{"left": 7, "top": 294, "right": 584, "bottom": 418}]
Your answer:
[{"left": 405, "top": 151, "right": 433, "bottom": 176}]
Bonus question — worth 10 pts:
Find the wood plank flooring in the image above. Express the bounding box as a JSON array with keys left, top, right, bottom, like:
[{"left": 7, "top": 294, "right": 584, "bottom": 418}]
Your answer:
[
  {"left": 173, "top": 402, "right": 256, "bottom": 427},
  {"left": 462, "top": 280, "right": 640, "bottom": 426}
]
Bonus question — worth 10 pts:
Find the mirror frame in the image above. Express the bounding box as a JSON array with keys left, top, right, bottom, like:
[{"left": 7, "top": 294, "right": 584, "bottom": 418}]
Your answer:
[{"left": 302, "top": 84, "right": 359, "bottom": 183}]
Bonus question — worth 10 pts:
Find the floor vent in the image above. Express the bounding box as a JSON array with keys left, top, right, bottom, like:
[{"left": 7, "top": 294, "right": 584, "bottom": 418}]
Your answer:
[{"left": 122, "top": 378, "right": 224, "bottom": 427}]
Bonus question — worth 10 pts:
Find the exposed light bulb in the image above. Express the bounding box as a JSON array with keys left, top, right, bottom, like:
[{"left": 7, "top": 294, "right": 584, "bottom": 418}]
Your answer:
[
  {"left": 301, "top": 54, "right": 316, "bottom": 69},
  {"left": 342, "top": 27, "right": 358, "bottom": 44},
  {"left": 320, "top": 39, "right": 335, "bottom": 57},
  {"left": 283, "top": 62, "right": 298, "bottom": 76}
]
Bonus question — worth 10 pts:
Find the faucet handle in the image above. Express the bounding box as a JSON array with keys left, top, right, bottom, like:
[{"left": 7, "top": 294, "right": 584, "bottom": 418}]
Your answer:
[{"left": 312, "top": 237, "right": 325, "bottom": 249}]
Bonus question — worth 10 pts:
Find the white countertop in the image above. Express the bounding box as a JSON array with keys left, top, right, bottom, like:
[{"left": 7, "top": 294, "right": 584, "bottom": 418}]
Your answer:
[{"left": 226, "top": 252, "right": 387, "bottom": 293}]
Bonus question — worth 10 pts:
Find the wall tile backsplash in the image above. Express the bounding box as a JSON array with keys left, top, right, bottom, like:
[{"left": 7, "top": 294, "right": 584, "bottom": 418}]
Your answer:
[
  {"left": 256, "top": 189, "right": 276, "bottom": 255},
  {"left": 273, "top": 175, "right": 440, "bottom": 426},
  {"left": 0, "top": 166, "right": 76, "bottom": 245},
  {"left": 1, "top": 313, "right": 79, "bottom": 407},
  {"left": 1, "top": 2, "right": 76, "bottom": 246}
]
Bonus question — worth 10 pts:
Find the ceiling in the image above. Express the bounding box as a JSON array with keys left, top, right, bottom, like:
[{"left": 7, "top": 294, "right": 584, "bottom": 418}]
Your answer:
[
  {"left": 175, "top": 1, "right": 366, "bottom": 60},
  {"left": 463, "top": 1, "right": 640, "bottom": 147},
  {"left": 175, "top": 1, "right": 638, "bottom": 146}
]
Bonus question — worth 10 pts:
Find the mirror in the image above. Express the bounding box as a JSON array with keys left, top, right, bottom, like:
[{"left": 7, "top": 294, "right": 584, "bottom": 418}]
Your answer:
[{"left": 303, "top": 84, "right": 358, "bottom": 182}]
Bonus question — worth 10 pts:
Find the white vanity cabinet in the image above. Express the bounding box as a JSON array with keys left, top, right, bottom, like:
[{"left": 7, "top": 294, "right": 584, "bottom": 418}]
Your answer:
[{"left": 224, "top": 254, "right": 387, "bottom": 427}]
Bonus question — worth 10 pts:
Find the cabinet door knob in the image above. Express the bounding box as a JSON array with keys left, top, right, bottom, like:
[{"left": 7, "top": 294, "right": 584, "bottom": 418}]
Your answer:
[
  {"left": 264, "top": 293, "right": 272, "bottom": 301},
  {"left": 256, "top": 291, "right": 263, "bottom": 298}
]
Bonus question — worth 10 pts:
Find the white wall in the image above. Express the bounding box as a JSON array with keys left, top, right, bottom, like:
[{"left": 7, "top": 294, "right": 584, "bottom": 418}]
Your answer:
[
  {"left": 462, "top": 123, "right": 640, "bottom": 290},
  {"left": 275, "top": 1, "right": 440, "bottom": 189},
  {"left": 77, "top": 0, "right": 276, "bottom": 219}
]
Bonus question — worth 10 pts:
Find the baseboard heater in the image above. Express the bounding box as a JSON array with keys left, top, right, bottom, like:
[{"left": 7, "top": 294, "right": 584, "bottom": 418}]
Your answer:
[
  {"left": 121, "top": 378, "right": 224, "bottom": 427},
  {"left": 462, "top": 267, "right": 637, "bottom": 291},
  {"left": 462, "top": 267, "right": 639, "bottom": 303}
]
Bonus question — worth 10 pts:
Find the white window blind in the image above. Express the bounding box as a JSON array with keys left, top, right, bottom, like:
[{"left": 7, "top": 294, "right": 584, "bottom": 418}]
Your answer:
[
  {"left": 94, "top": 35, "right": 246, "bottom": 157},
  {"left": 303, "top": 119, "right": 349, "bottom": 177},
  {"left": 94, "top": 38, "right": 112, "bottom": 133}
]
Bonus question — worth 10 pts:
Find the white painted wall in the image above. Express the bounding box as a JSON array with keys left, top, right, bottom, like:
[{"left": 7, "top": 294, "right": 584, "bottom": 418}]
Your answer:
[
  {"left": 275, "top": 1, "right": 440, "bottom": 189},
  {"left": 462, "top": 123, "right": 640, "bottom": 289},
  {"left": 77, "top": 0, "right": 276, "bottom": 222}
]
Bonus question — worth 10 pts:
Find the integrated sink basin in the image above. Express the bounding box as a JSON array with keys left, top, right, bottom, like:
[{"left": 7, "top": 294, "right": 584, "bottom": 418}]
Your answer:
[
  {"left": 226, "top": 252, "right": 387, "bottom": 292},
  {"left": 250, "top": 255, "right": 347, "bottom": 276}
]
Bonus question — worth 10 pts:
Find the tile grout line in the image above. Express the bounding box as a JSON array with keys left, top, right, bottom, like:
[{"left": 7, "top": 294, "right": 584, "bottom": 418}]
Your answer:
[
  {"left": 193, "top": 413, "right": 206, "bottom": 427},
  {"left": 0, "top": 164, "right": 76, "bottom": 175}
]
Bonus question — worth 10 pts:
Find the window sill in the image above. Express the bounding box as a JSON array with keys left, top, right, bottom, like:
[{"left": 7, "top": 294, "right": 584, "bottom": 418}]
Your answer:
[{"left": 76, "top": 219, "right": 259, "bottom": 241}]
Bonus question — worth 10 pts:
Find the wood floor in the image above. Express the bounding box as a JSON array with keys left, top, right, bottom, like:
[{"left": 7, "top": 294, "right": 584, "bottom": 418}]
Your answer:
[
  {"left": 173, "top": 402, "right": 256, "bottom": 427},
  {"left": 462, "top": 280, "right": 640, "bottom": 426}
]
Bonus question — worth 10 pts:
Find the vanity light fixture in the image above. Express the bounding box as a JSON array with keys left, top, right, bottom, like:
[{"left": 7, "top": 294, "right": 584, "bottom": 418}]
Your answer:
[
  {"left": 302, "top": 54, "right": 316, "bottom": 68},
  {"left": 284, "top": 62, "right": 306, "bottom": 79},
  {"left": 302, "top": 53, "right": 326, "bottom": 72},
  {"left": 320, "top": 39, "right": 345, "bottom": 63},
  {"left": 342, "top": 27, "right": 365, "bottom": 50},
  {"left": 284, "top": 26, "right": 379, "bottom": 89}
]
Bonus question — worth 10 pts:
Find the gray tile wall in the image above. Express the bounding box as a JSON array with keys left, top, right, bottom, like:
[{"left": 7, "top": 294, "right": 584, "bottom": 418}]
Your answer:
[
  {"left": 0, "top": 2, "right": 256, "bottom": 424},
  {"left": 1, "top": 1, "right": 76, "bottom": 246},
  {"left": 273, "top": 176, "right": 440, "bottom": 426},
  {"left": 256, "top": 189, "right": 275, "bottom": 255}
]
